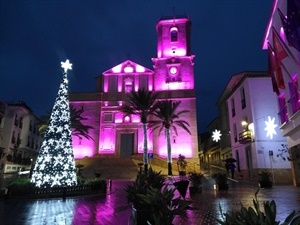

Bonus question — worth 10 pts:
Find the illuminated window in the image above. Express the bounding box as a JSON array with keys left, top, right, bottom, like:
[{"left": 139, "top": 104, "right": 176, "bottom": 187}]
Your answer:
[
  {"left": 240, "top": 87, "right": 246, "bottom": 109},
  {"left": 124, "top": 77, "right": 133, "bottom": 93},
  {"left": 124, "top": 116, "right": 130, "bottom": 123},
  {"left": 278, "top": 93, "right": 288, "bottom": 124},
  {"left": 288, "top": 74, "right": 299, "bottom": 115},
  {"left": 170, "top": 27, "right": 178, "bottom": 42}
]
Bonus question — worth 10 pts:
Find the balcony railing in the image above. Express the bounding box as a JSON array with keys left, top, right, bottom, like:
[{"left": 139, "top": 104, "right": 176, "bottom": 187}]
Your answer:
[{"left": 238, "top": 130, "right": 252, "bottom": 144}]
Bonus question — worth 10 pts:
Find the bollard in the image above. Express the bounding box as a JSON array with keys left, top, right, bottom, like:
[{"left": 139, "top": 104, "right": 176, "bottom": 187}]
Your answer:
[
  {"left": 108, "top": 179, "right": 112, "bottom": 191},
  {"left": 62, "top": 186, "right": 67, "bottom": 201}
]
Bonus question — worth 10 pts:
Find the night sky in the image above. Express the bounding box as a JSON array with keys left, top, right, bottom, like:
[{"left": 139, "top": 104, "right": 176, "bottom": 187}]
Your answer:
[{"left": 0, "top": 0, "right": 273, "bottom": 132}]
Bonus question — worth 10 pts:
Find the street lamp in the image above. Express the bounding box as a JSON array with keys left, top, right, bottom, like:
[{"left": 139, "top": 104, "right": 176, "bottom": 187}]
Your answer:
[{"left": 241, "top": 120, "right": 248, "bottom": 130}]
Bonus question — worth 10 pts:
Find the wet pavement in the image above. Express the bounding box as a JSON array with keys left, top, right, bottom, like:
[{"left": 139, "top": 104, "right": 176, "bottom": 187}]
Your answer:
[{"left": 0, "top": 176, "right": 299, "bottom": 225}]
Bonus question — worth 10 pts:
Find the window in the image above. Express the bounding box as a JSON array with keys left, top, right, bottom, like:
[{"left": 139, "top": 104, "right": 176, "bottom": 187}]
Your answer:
[
  {"left": 288, "top": 74, "right": 300, "bottom": 115},
  {"left": 14, "top": 114, "right": 18, "bottom": 126},
  {"left": 124, "top": 77, "right": 133, "bottom": 93},
  {"left": 19, "top": 117, "right": 23, "bottom": 128},
  {"left": 278, "top": 93, "right": 288, "bottom": 124},
  {"left": 17, "top": 133, "right": 21, "bottom": 145},
  {"left": 231, "top": 98, "right": 236, "bottom": 117},
  {"left": 103, "top": 113, "right": 113, "bottom": 123},
  {"left": 31, "top": 137, "right": 34, "bottom": 148},
  {"left": 11, "top": 131, "right": 16, "bottom": 144},
  {"left": 170, "top": 27, "right": 178, "bottom": 42},
  {"left": 27, "top": 136, "right": 31, "bottom": 147},
  {"left": 29, "top": 120, "right": 32, "bottom": 131},
  {"left": 233, "top": 123, "right": 237, "bottom": 143},
  {"left": 240, "top": 87, "right": 246, "bottom": 109}
]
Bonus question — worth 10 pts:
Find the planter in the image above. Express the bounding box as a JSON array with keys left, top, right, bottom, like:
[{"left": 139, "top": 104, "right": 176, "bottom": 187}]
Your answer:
[
  {"left": 178, "top": 171, "right": 186, "bottom": 176},
  {"left": 214, "top": 183, "right": 229, "bottom": 190},
  {"left": 259, "top": 180, "right": 273, "bottom": 188},
  {"left": 132, "top": 207, "right": 152, "bottom": 225},
  {"left": 147, "top": 221, "right": 174, "bottom": 225},
  {"left": 189, "top": 186, "right": 202, "bottom": 194}
]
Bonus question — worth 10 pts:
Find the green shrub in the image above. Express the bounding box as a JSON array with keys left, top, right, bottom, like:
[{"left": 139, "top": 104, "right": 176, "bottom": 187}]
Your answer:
[
  {"left": 216, "top": 188, "right": 300, "bottom": 225},
  {"left": 84, "top": 178, "right": 106, "bottom": 191},
  {"left": 188, "top": 172, "right": 204, "bottom": 186},
  {"left": 138, "top": 186, "right": 191, "bottom": 225},
  {"left": 125, "top": 168, "right": 165, "bottom": 209},
  {"left": 8, "top": 178, "right": 36, "bottom": 196}
]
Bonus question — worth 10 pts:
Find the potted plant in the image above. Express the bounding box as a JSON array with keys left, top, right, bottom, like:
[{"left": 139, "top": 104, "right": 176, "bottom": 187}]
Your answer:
[
  {"left": 188, "top": 172, "right": 204, "bottom": 194},
  {"left": 216, "top": 188, "right": 300, "bottom": 225},
  {"left": 138, "top": 186, "right": 191, "bottom": 225},
  {"left": 177, "top": 154, "right": 187, "bottom": 176},
  {"left": 258, "top": 169, "right": 273, "bottom": 188},
  {"left": 211, "top": 173, "right": 228, "bottom": 190},
  {"left": 125, "top": 168, "right": 165, "bottom": 225}
]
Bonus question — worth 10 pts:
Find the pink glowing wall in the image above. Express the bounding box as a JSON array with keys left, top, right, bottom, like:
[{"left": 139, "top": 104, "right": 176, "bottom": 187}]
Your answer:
[
  {"left": 70, "top": 102, "right": 100, "bottom": 159},
  {"left": 102, "top": 60, "right": 154, "bottom": 93},
  {"left": 152, "top": 99, "right": 197, "bottom": 159}
]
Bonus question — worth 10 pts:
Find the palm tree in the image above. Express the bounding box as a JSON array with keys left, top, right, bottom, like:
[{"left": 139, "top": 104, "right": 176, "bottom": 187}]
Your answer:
[
  {"left": 148, "top": 100, "right": 191, "bottom": 176},
  {"left": 38, "top": 105, "right": 94, "bottom": 140},
  {"left": 119, "top": 88, "right": 160, "bottom": 173}
]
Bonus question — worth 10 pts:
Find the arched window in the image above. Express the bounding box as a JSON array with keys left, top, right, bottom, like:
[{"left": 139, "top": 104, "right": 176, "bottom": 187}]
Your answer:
[{"left": 170, "top": 27, "right": 178, "bottom": 42}]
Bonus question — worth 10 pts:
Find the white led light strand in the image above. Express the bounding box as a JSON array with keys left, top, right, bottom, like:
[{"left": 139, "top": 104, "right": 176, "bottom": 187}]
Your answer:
[{"left": 31, "top": 60, "right": 77, "bottom": 188}]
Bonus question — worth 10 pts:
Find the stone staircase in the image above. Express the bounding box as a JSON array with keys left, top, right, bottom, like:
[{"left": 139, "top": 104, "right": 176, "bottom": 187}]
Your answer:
[
  {"left": 75, "top": 153, "right": 200, "bottom": 180},
  {"left": 75, "top": 157, "right": 139, "bottom": 180}
]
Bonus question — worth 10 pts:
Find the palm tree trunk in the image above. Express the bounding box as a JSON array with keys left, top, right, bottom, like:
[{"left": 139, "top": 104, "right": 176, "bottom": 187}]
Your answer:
[
  {"left": 166, "top": 128, "right": 172, "bottom": 176},
  {"left": 142, "top": 123, "right": 148, "bottom": 173}
]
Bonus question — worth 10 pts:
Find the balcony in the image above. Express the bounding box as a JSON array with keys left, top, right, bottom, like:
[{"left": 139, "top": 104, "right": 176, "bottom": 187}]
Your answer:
[{"left": 238, "top": 130, "right": 252, "bottom": 144}]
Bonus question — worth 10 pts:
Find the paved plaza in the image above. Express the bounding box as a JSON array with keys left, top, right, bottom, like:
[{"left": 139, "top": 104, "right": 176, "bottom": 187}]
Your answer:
[{"left": 0, "top": 176, "right": 299, "bottom": 225}]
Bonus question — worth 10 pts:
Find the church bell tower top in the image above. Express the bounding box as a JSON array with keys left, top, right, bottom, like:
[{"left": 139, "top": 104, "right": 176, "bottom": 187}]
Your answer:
[{"left": 156, "top": 16, "right": 192, "bottom": 58}]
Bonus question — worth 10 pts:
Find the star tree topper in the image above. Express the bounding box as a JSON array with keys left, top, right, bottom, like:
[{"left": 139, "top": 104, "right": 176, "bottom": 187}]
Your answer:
[
  {"left": 212, "top": 129, "right": 222, "bottom": 142},
  {"left": 61, "top": 59, "right": 72, "bottom": 73},
  {"left": 264, "top": 116, "right": 277, "bottom": 139}
]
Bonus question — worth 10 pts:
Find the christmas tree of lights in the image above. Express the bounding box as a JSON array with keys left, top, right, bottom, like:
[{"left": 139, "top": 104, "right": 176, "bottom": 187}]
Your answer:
[{"left": 31, "top": 59, "right": 77, "bottom": 188}]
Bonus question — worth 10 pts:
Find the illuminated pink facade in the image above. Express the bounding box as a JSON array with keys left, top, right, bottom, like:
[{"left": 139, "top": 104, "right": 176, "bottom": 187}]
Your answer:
[{"left": 69, "top": 16, "right": 199, "bottom": 162}]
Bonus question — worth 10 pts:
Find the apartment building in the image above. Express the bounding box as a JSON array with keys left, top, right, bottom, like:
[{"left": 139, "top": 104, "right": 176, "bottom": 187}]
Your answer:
[
  {"left": 226, "top": 72, "right": 292, "bottom": 184},
  {"left": 0, "top": 101, "right": 42, "bottom": 173},
  {"left": 262, "top": 0, "right": 300, "bottom": 186}
]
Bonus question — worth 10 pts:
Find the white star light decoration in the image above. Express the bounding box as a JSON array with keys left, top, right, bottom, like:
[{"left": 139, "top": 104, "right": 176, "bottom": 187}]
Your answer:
[
  {"left": 212, "top": 129, "right": 222, "bottom": 142},
  {"left": 264, "top": 116, "right": 278, "bottom": 139},
  {"left": 61, "top": 59, "right": 72, "bottom": 72}
]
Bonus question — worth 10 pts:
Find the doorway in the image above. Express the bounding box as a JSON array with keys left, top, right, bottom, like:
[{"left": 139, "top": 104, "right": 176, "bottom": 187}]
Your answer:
[
  {"left": 245, "top": 146, "right": 253, "bottom": 179},
  {"left": 120, "top": 133, "right": 134, "bottom": 158}
]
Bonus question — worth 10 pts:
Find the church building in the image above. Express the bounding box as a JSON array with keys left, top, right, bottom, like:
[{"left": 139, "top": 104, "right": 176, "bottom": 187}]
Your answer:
[{"left": 69, "top": 16, "right": 199, "bottom": 165}]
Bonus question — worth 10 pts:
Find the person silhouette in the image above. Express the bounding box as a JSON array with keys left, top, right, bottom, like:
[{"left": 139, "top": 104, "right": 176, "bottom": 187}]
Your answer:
[
  {"left": 229, "top": 163, "right": 236, "bottom": 179},
  {"left": 225, "top": 162, "right": 230, "bottom": 176}
]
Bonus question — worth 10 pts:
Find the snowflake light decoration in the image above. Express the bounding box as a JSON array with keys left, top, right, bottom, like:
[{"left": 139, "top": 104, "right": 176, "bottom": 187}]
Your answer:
[
  {"left": 264, "top": 116, "right": 277, "bottom": 139},
  {"left": 212, "top": 129, "right": 222, "bottom": 142},
  {"left": 61, "top": 59, "right": 72, "bottom": 73}
]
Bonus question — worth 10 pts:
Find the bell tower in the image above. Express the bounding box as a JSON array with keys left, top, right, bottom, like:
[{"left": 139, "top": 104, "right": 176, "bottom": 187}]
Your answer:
[{"left": 152, "top": 16, "right": 195, "bottom": 91}]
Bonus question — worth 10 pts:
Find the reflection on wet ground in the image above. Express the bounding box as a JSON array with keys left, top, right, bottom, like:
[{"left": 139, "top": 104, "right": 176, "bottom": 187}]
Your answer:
[{"left": 0, "top": 178, "right": 299, "bottom": 225}]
